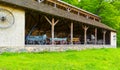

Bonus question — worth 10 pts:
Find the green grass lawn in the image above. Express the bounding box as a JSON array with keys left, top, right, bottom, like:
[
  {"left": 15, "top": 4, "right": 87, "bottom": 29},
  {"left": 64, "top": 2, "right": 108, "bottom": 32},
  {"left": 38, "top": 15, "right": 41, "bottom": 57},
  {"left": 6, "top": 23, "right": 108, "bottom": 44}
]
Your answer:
[{"left": 0, "top": 48, "right": 120, "bottom": 70}]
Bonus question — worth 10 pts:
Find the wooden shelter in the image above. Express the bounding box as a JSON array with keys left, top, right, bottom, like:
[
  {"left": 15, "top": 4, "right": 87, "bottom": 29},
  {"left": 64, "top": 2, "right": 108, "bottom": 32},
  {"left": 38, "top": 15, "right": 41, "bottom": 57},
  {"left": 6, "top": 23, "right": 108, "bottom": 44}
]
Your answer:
[{"left": 0, "top": 0, "right": 117, "bottom": 49}]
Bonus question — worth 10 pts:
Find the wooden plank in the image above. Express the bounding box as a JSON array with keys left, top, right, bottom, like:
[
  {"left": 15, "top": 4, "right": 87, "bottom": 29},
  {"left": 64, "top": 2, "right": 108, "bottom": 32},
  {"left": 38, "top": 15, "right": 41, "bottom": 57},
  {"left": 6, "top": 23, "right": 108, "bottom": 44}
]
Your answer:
[{"left": 73, "top": 38, "right": 79, "bottom": 42}]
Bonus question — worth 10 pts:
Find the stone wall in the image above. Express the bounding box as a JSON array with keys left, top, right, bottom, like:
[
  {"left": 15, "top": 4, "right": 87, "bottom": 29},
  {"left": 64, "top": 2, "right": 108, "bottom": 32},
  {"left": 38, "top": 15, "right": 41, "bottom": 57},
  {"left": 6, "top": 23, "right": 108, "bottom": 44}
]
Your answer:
[{"left": 0, "top": 45, "right": 116, "bottom": 53}]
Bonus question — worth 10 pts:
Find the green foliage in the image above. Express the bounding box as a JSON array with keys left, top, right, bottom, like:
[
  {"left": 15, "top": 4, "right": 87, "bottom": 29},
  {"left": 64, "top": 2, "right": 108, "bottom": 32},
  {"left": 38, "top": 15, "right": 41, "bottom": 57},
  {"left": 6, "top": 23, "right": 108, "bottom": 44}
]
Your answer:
[
  {"left": 62, "top": 0, "right": 120, "bottom": 46},
  {"left": 0, "top": 49, "right": 120, "bottom": 70}
]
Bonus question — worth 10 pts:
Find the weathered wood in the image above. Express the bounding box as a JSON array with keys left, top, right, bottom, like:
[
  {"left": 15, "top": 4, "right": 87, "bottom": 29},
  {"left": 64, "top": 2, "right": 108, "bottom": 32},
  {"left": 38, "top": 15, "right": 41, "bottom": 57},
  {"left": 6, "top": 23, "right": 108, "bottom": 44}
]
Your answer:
[
  {"left": 71, "top": 22, "right": 73, "bottom": 44},
  {"left": 82, "top": 25, "right": 89, "bottom": 44},
  {"left": 86, "top": 16, "right": 89, "bottom": 19},
  {"left": 103, "top": 30, "right": 107, "bottom": 45},
  {"left": 52, "top": 19, "right": 54, "bottom": 45},
  {"left": 73, "top": 38, "right": 79, "bottom": 43},
  {"left": 44, "top": 16, "right": 52, "bottom": 25},
  {"left": 54, "top": 3, "right": 57, "bottom": 8},
  {"left": 78, "top": 12, "right": 80, "bottom": 15},
  {"left": 95, "top": 28, "right": 97, "bottom": 44},
  {"left": 44, "top": 16, "right": 59, "bottom": 45},
  {"left": 54, "top": 20, "right": 59, "bottom": 26},
  {"left": 52, "top": 18, "right": 55, "bottom": 25}
]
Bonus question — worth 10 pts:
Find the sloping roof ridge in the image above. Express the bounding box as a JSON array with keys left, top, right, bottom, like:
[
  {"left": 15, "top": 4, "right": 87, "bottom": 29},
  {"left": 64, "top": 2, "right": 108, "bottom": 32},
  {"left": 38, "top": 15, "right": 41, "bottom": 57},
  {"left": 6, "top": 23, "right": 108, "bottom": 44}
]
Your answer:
[
  {"left": 0, "top": 0, "right": 115, "bottom": 32},
  {"left": 57, "top": 0, "right": 100, "bottom": 18}
]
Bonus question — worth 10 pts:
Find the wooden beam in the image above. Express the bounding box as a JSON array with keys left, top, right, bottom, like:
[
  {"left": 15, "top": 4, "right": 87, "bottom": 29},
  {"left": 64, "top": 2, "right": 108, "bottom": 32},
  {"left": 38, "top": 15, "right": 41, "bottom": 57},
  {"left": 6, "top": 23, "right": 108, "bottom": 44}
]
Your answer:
[
  {"left": 45, "top": 16, "right": 59, "bottom": 45},
  {"left": 54, "top": 20, "right": 59, "bottom": 26},
  {"left": 54, "top": 3, "right": 57, "bottom": 8},
  {"left": 95, "top": 28, "right": 97, "bottom": 44},
  {"left": 52, "top": 18, "right": 55, "bottom": 25},
  {"left": 51, "top": 19, "right": 54, "bottom": 45},
  {"left": 78, "top": 12, "right": 80, "bottom": 15},
  {"left": 71, "top": 22, "right": 73, "bottom": 45},
  {"left": 44, "top": 16, "right": 52, "bottom": 25},
  {"left": 82, "top": 25, "right": 89, "bottom": 44},
  {"left": 103, "top": 30, "right": 107, "bottom": 45}
]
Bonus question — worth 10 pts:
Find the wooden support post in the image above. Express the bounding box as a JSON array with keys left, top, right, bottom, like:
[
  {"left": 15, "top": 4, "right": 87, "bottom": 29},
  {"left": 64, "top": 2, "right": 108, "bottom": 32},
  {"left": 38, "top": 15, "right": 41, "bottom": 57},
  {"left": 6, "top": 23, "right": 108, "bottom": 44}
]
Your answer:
[
  {"left": 78, "top": 12, "right": 80, "bottom": 15},
  {"left": 86, "top": 16, "right": 89, "bottom": 19},
  {"left": 51, "top": 18, "right": 55, "bottom": 45},
  {"left": 103, "top": 30, "right": 107, "bottom": 45},
  {"left": 54, "top": 3, "right": 56, "bottom": 8},
  {"left": 45, "top": 16, "right": 59, "bottom": 45},
  {"left": 95, "top": 28, "right": 97, "bottom": 44},
  {"left": 94, "top": 18, "right": 96, "bottom": 21},
  {"left": 82, "top": 25, "right": 89, "bottom": 44},
  {"left": 71, "top": 22, "right": 73, "bottom": 45}
]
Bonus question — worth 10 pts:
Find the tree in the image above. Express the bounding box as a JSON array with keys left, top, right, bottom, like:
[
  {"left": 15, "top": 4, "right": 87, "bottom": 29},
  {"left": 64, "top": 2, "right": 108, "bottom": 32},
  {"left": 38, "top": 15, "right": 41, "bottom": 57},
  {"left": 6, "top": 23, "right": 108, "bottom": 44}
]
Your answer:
[{"left": 63, "top": 0, "right": 120, "bottom": 46}]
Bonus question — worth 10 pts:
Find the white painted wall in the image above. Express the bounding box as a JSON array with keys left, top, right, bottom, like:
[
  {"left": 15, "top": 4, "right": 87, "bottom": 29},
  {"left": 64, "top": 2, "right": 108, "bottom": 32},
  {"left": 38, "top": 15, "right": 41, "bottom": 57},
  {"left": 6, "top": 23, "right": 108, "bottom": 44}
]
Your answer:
[
  {"left": 0, "top": 5, "right": 25, "bottom": 47},
  {"left": 111, "top": 31, "right": 117, "bottom": 47}
]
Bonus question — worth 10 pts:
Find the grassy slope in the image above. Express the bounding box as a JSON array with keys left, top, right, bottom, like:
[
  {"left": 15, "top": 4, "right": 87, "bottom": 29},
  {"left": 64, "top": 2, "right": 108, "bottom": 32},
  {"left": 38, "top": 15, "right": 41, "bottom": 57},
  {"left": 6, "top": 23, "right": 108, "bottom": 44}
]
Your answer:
[{"left": 0, "top": 48, "right": 120, "bottom": 70}]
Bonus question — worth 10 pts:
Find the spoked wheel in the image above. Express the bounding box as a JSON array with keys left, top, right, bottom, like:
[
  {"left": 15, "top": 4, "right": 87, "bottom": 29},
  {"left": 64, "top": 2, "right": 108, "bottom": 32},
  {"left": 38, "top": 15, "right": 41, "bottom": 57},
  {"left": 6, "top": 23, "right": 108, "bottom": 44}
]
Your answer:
[{"left": 0, "top": 8, "right": 15, "bottom": 28}]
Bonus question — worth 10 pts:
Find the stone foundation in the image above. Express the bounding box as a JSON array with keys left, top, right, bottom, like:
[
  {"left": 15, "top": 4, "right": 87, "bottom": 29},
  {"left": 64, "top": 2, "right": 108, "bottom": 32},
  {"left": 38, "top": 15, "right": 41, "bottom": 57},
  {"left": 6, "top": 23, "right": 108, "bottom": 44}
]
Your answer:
[{"left": 0, "top": 45, "right": 116, "bottom": 53}]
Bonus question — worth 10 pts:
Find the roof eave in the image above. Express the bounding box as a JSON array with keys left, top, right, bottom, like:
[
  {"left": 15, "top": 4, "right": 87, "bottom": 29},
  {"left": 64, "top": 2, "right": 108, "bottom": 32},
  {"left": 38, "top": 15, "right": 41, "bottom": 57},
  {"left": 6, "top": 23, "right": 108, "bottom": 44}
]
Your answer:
[
  {"left": 57, "top": 0, "right": 101, "bottom": 18},
  {"left": 0, "top": 0, "right": 116, "bottom": 32}
]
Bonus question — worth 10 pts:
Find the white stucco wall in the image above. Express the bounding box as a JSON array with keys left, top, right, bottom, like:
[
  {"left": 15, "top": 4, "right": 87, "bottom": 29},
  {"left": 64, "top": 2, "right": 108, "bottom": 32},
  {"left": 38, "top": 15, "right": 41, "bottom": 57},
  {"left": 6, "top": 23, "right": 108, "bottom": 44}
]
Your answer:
[
  {"left": 0, "top": 5, "right": 25, "bottom": 47},
  {"left": 111, "top": 31, "right": 117, "bottom": 47}
]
